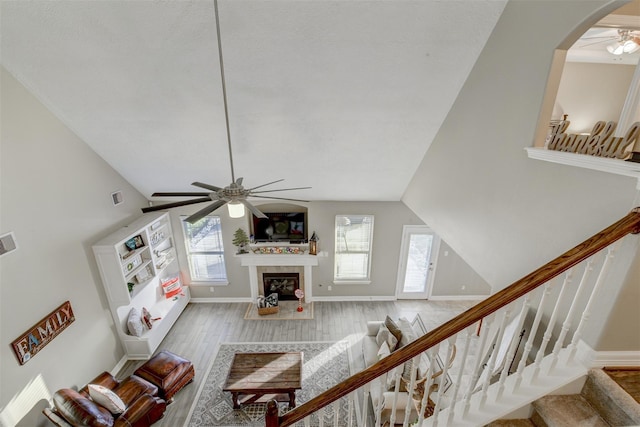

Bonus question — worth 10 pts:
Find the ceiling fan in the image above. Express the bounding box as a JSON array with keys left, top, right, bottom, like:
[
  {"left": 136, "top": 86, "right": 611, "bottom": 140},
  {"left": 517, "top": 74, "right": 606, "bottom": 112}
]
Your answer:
[
  {"left": 577, "top": 28, "right": 640, "bottom": 55},
  {"left": 142, "top": 0, "right": 310, "bottom": 224}
]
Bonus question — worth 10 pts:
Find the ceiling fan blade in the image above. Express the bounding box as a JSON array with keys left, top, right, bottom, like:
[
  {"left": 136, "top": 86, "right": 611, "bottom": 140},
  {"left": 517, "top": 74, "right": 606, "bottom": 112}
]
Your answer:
[
  {"left": 247, "top": 179, "right": 285, "bottom": 191},
  {"left": 250, "top": 195, "right": 310, "bottom": 203},
  {"left": 192, "top": 182, "right": 222, "bottom": 192},
  {"left": 250, "top": 186, "right": 312, "bottom": 194},
  {"left": 239, "top": 199, "right": 267, "bottom": 218},
  {"left": 184, "top": 200, "right": 228, "bottom": 224},
  {"left": 151, "top": 192, "right": 211, "bottom": 197},
  {"left": 141, "top": 197, "right": 212, "bottom": 213},
  {"left": 578, "top": 39, "right": 616, "bottom": 48}
]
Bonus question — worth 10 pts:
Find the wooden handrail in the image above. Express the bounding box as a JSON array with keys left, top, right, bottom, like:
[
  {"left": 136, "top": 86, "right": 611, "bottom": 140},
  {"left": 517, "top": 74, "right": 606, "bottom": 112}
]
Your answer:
[{"left": 277, "top": 208, "right": 640, "bottom": 426}]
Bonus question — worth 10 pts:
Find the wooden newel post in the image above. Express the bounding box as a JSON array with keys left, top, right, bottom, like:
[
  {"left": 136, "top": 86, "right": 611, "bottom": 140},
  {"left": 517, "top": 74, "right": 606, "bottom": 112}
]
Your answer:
[{"left": 265, "top": 399, "right": 280, "bottom": 427}]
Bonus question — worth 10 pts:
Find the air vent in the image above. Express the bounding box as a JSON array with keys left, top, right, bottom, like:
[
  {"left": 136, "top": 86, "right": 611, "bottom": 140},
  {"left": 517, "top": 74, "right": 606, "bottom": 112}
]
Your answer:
[
  {"left": 0, "top": 232, "right": 18, "bottom": 257},
  {"left": 111, "top": 191, "right": 123, "bottom": 206}
]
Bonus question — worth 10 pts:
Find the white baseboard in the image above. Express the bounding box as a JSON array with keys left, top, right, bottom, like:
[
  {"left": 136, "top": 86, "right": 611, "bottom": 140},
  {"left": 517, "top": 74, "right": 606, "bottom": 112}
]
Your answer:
[
  {"left": 189, "top": 297, "right": 253, "bottom": 303},
  {"left": 111, "top": 356, "right": 129, "bottom": 376},
  {"left": 428, "top": 294, "right": 489, "bottom": 301},
  {"left": 311, "top": 296, "right": 396, "bottom": 302},
  {"left": 577, "top": 340, "right": 640, "bottom": 367}
]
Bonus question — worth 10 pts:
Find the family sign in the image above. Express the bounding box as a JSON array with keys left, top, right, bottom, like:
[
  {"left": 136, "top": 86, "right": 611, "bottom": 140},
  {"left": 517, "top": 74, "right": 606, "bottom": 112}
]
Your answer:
[{"left": 11, "top": 301, "right": 75, "bottom": 365}]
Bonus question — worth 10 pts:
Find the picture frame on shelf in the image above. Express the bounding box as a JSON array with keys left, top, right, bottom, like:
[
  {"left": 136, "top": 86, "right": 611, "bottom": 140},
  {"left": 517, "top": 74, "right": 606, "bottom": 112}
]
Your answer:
[
  {"left": 123, "top": 254, "right": 142, "bottom": 274},
  {"left": 125, "top": 235, "right": 144, "bottom": 251}
]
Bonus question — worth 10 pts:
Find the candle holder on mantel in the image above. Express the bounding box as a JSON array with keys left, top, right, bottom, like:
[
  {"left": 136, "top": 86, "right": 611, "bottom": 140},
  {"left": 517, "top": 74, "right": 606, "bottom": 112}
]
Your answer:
[
  {"left": 309, "top": 232, "right": 318, "bottom": 255},
  {"left": 295, "top": 289, "right": 305, "bottom": 312}
]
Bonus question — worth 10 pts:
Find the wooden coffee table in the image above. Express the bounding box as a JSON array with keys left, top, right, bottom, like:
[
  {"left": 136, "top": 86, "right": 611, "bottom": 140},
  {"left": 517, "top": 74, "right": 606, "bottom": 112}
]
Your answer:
[{"left": 223, "top": 352, "right": 303, "bottom": 409}]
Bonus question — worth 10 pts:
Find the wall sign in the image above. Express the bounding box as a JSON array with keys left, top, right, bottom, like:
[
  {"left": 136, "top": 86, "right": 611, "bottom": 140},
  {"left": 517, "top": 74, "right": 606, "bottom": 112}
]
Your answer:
[
  {"left": 11, "top": 301, "right": 75, "bottom": 365},
  {"left": 547, "top": 120, "right": 640, "bottom": 159}
]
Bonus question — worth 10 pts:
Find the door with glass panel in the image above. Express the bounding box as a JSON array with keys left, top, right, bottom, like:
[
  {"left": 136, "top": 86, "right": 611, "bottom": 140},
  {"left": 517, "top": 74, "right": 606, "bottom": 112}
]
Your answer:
[{"left": 396, "top": 225, "right": 440, "bottom": 299}]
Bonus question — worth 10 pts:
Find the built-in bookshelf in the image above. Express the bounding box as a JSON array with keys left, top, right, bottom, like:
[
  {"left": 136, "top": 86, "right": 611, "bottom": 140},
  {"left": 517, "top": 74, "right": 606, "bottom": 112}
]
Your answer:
[{"left": 92, "top": 212, "right": 190, "bottom": 359}]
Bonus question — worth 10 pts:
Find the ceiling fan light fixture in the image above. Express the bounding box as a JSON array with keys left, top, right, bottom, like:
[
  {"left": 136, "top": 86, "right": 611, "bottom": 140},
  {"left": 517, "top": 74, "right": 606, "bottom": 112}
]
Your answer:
[
  {"left": 606, "top": 29, "right": 640, "bottom": 55},
  {"left": 227, "top": 201, "right": 245, "bottom": 218}
]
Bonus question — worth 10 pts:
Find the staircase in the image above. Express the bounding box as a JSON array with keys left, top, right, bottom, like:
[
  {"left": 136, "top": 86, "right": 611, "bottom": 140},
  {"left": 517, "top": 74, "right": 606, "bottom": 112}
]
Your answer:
[
  {"left": 264, "top": 210, "right": 640, "bottom": 427},
  {"left": 488, "top": 368, "right": 640, "bottom": 426}
]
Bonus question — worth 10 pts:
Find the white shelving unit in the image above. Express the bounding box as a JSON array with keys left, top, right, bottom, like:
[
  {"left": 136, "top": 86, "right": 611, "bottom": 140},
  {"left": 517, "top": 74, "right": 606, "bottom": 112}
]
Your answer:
[{"left": 93, "top": 212, "right": 190, "bottom": 359}]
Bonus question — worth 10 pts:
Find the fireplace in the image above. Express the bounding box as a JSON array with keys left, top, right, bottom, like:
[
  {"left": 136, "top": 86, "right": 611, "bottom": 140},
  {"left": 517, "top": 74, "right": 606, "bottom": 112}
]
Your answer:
[
  {"left": 263, "top": 273, "right": 300, "bottom": 301},
  {"left": 238, "top": 251, "right": 318, "bottom": 302}
]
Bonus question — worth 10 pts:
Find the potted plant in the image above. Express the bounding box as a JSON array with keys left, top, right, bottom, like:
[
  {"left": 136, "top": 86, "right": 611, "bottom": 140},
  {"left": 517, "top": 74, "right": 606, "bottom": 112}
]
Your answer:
[{"left": 233, "top": 228, "right": 250, "bottom": 254}]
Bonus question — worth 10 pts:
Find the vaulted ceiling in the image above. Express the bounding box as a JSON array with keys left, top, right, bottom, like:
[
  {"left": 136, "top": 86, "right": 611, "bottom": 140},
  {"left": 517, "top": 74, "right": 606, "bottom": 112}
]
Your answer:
[
  {"left": 5, "top": 1, "right": 637, "bottom": 206},
  {"left": 1, "top": 1, "right": 507, "bottom": 203}
]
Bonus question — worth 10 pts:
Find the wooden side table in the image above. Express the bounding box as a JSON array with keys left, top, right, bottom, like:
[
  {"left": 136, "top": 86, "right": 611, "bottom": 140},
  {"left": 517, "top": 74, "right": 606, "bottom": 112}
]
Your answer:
[{"left": 223, "top": 352, "right": 303, "bottom": 409}]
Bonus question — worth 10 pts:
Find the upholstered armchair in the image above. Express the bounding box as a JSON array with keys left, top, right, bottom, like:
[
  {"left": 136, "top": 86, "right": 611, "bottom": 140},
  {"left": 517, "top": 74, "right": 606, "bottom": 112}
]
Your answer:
[{"left": 43, "top": 371, "right": 166, "bottom": 427}]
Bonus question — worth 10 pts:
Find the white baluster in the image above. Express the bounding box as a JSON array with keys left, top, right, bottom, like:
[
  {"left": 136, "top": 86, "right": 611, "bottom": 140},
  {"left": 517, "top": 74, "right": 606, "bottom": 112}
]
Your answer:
[
  {"left": 319, "top": 406, "right": 325, "bottom": 427},
  {"left": 389, "top": 366, "right": 402, "bottom": 426},
  {"left": 402, "top": 356, "right": 421, "bottom": 427},
  {"left": 333, "top": 400, "right": 340, "bottom": 426},
  {"left": 463, "top": 314, "right": 493, "bottom": 418},
  {"left": 514, "top": 282, "right": 552, "bottom": 391},
  {"left": 447, "top": 327, "right": 472, "bottom": 425},
  {"left": 432, "top": 337, "right": 456, "bottom": 427},
  {"left": 549, "top": 258, "right": 595, "bottom": 373},
  {"left": 304, "top": 415, "right": 311, "bottom": 427},
  {"left": 362, "top": 382, "right": 370, "bottom": 427},
  {"left": 566, "top": 243, "right": 619, "bottom": 364},
  {"left": 532, "top": 269, "right": 574, "bottom": 383},
  {"left": 375, "top": 375, "right": 385, "bottom": 427},
  {"left": 415, "top": 346, "right": 438, "bottom": 426},
  {"left": 496, "top": 295, "right": 530, "bottom": 401},
  {"left": 479, "top": 309, "right": 510, "bottom": 409},
  {"left": 347, "top": 391, "right": 354, "bottom": 427}
]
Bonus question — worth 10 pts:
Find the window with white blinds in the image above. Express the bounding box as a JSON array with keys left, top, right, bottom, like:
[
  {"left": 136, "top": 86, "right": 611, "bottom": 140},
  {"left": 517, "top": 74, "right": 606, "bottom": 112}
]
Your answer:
[
  {"left": 334, "top": 215, "right": 374, "bottom": 282},
  {"left": 181, "top": 215, "right": 228, "bottom": 283}
]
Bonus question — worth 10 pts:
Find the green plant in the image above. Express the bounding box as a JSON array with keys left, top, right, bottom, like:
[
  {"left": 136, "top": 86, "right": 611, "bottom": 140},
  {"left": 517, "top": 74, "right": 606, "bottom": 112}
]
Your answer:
[{"left": 233, "top": 228, "right": 250, "bottom": 253}]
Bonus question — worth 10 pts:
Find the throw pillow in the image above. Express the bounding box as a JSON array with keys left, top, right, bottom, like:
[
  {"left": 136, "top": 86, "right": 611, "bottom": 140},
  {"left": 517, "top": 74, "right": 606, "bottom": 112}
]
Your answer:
[
  {"left": 376, "top": 324, "right": 398, "bottom": 351},
  {"left": 142, "top": 307, "right": 153, "bottom": 329},
  {"left": 377, "top": 341, "right": 391, "bottom": 359},
  {"left": 264, "top": 293, "right": 279, "bottom": 307},
  {"left": 88, "top": 384, "right": 126, "bottom": 415},
  {"left": 161, "top": 276, "right": 182, "bottom": 299},
  {"left": 127, "top": 308, "right": 144, "bottom": 337},
  {"left": 384, "top": 316, "right": 403, "bottom": 344}
]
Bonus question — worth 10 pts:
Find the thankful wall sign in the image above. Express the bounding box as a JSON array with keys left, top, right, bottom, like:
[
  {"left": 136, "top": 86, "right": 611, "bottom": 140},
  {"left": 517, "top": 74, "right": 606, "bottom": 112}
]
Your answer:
[
  {"left": 547, "top": 120, "right": 640, "bottom": 159},
  {"left": 11, "top": 301, "right": 75, "bottom": 365}
]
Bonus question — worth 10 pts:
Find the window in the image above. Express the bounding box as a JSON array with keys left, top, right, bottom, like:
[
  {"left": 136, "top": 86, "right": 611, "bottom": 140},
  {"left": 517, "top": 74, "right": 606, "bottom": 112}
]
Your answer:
[
  {"left": 181, "top": 215, "right": 227, "bottom": 282},
  {"left": 334, "top": 215, "right": 374, "bottom": 283}
]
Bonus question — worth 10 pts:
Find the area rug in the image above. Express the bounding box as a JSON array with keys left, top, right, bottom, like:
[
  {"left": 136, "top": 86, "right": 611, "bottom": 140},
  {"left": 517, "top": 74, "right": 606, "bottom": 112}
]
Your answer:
[
  {"left": 243, "top": 301, "right": 314, "bottom": 320},
  {"left": 185, "top": 341, "right": 355, "bottom": 427}
]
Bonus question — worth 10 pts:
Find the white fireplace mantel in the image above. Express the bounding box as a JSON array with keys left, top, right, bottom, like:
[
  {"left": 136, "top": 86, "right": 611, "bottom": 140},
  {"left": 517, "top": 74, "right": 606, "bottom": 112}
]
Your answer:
[{"left": 237, "top": 254, "right": 320, "bottom": 301}]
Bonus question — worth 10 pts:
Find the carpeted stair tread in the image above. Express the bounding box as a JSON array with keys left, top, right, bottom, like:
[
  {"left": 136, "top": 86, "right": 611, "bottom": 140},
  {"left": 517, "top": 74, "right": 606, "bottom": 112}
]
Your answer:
[
  {"left": 485, "top": 419, "right": 535, "bottom": 426},
  {"left": 531, "top": 394, "right": 608, "bottom": 427},
  {"left": 584, "top": 368, "right": 640, "bottom": 426}
]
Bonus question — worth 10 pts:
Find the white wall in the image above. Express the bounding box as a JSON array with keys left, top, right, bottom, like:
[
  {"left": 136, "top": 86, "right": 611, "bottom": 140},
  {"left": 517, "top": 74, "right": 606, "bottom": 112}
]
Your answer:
[
  {"left": 431, "top": 240, "right": 490, "bottom": 297},
  {"left": 402, "top": 0, "right": 639, "bottom": 349},
  {"left": 0, "top": 68, "right": 148, "bottom": 424},
  {"left": 555, "top": 62, "right": 636, "bottom": 133},
  {"left": 174, "top": 200, "right": 489, "bottom": 300},
  {"left": 183, "top": 201, "right": 428, "bottom": 299}
]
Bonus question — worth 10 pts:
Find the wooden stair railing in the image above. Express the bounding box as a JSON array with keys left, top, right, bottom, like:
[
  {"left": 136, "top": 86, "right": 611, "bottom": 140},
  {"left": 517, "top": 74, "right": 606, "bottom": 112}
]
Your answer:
[{"left": 264, "top": 208, "right": 640, "bottom": 427}]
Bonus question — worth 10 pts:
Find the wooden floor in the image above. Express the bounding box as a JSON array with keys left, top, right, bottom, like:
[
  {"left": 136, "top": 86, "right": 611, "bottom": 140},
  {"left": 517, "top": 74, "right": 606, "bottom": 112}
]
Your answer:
[
  {"left": 603, "top": 367, "right": 640, "bottom": 404},
  {"left": 117, "top": 300, "right": 476, "bottom": 427}
]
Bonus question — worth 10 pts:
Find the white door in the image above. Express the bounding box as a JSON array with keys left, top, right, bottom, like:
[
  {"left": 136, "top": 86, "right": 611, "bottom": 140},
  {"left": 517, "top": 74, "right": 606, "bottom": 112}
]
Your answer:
[{"left": 396, "top": 225, "right": 440, "bottom": 299}]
